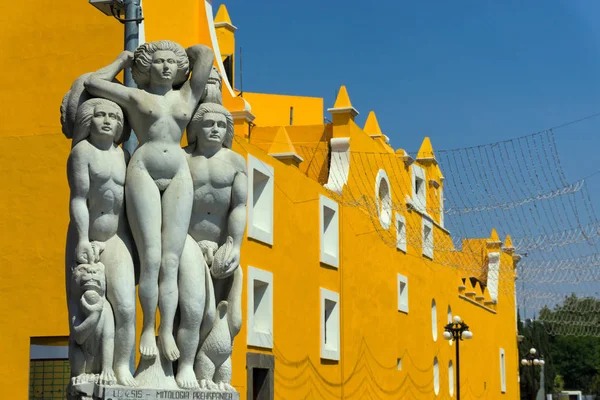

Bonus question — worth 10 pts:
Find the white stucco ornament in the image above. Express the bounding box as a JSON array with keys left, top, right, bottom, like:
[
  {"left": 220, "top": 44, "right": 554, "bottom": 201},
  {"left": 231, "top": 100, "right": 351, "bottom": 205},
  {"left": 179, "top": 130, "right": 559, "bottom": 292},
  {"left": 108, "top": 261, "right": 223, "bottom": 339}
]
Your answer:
[{"left": 62, "top": 40, "right": 245, "bottom": 400}]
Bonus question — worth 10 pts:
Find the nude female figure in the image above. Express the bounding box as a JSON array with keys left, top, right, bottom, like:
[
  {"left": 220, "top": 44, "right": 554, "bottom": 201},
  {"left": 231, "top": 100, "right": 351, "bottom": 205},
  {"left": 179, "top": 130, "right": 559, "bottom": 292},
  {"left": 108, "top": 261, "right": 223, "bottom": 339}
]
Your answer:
[
  {"left": 65, "top": 98, "right": 137, "bottom": 386},
  {"left": 84, "top": 41, "right": 214, "bottom": 361}
]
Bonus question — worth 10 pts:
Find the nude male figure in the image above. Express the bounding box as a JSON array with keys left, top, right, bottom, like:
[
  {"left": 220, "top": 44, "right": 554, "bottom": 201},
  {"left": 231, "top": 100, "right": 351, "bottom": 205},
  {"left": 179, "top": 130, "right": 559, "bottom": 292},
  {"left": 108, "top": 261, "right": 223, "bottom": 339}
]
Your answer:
[
  {"left": 175, "top": 103, "right": 246, "bottom": 390},
  {"left": 65, "top": 98, "right": 137, "bottom": 386}
]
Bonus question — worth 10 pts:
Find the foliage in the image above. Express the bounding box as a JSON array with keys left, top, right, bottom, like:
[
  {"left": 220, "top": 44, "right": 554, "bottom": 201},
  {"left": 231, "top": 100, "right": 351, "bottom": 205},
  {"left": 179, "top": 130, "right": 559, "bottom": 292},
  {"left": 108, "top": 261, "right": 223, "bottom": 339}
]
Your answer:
[
  {"left": 518, "top": 312, "right": 556, "bottom": 399},
  {"left": 531, "top": 294, "right": 600, "bottom": 395}
]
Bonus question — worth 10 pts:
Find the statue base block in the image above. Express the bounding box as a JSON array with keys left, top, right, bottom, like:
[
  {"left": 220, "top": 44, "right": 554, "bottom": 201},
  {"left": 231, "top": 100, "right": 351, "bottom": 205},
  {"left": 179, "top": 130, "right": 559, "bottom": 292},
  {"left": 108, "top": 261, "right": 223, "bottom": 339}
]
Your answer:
[{"left": 69, "top": 383, "right": 239, "bottom": 400}]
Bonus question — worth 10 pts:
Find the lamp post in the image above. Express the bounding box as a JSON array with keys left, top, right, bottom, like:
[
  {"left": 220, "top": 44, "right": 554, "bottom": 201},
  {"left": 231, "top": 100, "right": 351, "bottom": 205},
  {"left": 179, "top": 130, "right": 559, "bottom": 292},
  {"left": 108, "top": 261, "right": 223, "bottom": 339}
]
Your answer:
[
  {"left": 521, "top": 347, "right": 545, "bottom": 400},
  {"left": 443, "top": 315, "right": 473, "bottom": 400},
  {"left": 88, "top": 0, "right": 144, "bottom": 155}
]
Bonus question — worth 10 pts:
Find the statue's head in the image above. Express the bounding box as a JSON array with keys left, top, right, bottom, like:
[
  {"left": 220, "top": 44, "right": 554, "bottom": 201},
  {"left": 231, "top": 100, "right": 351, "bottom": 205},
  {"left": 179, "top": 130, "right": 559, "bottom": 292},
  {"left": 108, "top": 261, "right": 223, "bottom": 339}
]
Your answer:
[
  {"left": 72, "top": 98, "right": 128, "bottom": 147},
  {"left": 132, "top": 40, "right": 189, "bottom": 89},
  {"left": 208, "top": 66, "right": 222, "bottom": 90},
  {"left": 187, "top": 103, "right": 234, "bottom": 150},
  {"left": 73, "top": 262, "right": 106, "bottom": 297}
]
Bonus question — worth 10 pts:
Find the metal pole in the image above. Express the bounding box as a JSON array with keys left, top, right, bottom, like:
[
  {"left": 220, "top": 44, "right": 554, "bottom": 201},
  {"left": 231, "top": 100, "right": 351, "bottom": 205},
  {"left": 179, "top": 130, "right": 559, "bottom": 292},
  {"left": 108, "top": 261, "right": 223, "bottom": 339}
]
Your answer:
[
  {"left": 123, "top": 0, "right": 140, "bottom": 155},
  {"left": 456, "top": 336, "right": 460, "bottom": 400}
]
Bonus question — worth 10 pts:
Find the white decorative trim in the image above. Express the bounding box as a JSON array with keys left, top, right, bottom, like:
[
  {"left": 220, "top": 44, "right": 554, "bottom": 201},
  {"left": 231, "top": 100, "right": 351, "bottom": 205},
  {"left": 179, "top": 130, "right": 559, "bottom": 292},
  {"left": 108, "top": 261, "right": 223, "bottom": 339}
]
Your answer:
[
  {"left": 433, "top": 356, "right": 440, "bottom": 395},
  {"left": 327, "top": 106, "right": 359, "bottom": 117},
  {"left": 449, "top": 360, "right": 454, "bottom": 397},
  {"left": 431, "top": 299, "right": 438, "bottom": 342},
  {"left": 319, "top": 195, "right": 339, "bottom": 268},
  {"left": 324, "top": 138, "right": 351, "bottom": 195},
  {"left": 395, "top": 213, "right": 407, "bottom": 253},
  {"left": 247, "top": 267, "right": 273, "bottom": 348},
  {"left": 500, "top": 348, "right": 506, "bottom": 393},
  {"left": 422, "top": 217, "right": 434, "bottom": 259},
  {"left": 439, "top": 187, "right": 445, "bottom": 228},
  {"left": 205, "top": 0, "right": 236, "bottom": 97},
  {"left": 214, "top": 21, "right": 237, "bottom": 31},
  {"left": 487, "top": 252, "right": 500, "bottom": 303},
  {"left": 375, "top": 169, "right": 392, "bottom": 230},
  {"left": 320, "top": 288, "right": 340, "bottom": 361},
  {"left": 411, "top": 164, "right": 427, "bottom": 214},
  {"left": 247, "top": 155, "right": 274, "bottom": 246},
  {"left": 269, "top": 152, "right": 304, "bottom": 164},
  {"left": 397, "top": 274, "right": 408, "bottom": 313}
]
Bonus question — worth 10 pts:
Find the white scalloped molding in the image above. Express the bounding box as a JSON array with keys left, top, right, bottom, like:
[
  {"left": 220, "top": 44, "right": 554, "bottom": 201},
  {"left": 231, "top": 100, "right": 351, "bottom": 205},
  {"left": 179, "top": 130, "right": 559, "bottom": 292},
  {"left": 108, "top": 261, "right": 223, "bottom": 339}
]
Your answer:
[
  {"left": 324, "top": 138, "right": 351, "bottom": 195},
  {"left": 487, "top": 252, "right": 500, "bottom": 303}
]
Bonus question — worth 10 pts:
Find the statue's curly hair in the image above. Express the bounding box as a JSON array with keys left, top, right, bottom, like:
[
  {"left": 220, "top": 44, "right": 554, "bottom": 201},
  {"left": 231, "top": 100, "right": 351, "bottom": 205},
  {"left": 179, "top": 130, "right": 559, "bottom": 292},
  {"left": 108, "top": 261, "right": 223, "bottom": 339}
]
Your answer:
[
  {"left": 187, "top": 103, "right": 234, "bottom": 149},
  {"left": 72, "top": 98, "right": 128, "bottom": 147},
  {"left": 132, "top": 40, "right": 189, "bottom": 88}
]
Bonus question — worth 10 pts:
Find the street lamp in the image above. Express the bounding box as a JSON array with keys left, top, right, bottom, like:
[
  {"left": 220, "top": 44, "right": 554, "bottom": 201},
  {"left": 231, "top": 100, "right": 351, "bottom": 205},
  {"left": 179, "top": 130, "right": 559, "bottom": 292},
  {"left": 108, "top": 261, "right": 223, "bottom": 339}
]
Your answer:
[
  {"left": 444, "top": 315, "right": 472, "bottom": 400},
  {"left": 521, "top": 347, "right": 545, "bottom": 400},
  {"left": 87, "top": 0, "right": 144, "bottom": 155}
]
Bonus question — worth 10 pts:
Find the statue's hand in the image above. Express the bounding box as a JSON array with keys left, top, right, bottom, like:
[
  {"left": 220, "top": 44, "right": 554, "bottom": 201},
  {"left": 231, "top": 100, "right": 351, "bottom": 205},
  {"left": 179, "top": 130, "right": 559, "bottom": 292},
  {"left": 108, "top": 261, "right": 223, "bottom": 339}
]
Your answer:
[
  {"left": 198, "top": 240, "right": 219, "bottom": 266},
  {"left": 222, "top": 247, "right": 241, "bottom": 277},
  {"left": 90, "top": 241, "right": 106, "bottom": 263},
  {"left": 75, "top": 241, "right": 96, "bottom": 264},
  {"left": 118, "top": 50, "right": 134, "bottom": 68}
]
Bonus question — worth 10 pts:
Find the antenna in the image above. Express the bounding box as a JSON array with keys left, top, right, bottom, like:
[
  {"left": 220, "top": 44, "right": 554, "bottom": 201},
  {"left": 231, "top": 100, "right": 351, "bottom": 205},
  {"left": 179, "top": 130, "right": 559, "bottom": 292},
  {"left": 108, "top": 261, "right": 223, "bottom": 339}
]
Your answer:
[{"left": 238, "top": 46, "right": 244, "bottom": 97}]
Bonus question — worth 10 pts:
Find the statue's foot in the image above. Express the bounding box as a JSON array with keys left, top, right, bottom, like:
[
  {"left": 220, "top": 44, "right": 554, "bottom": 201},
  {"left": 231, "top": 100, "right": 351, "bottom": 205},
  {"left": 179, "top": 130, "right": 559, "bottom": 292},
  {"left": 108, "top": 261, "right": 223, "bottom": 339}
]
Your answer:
[
  {"left": 199, "top": 379, "right": 218, "bottom": 391},
  {"left": 139, "top": 330, "right": 158, "bottom": 358},
  {"left": 115, "top": 366, "right": 138, "bottom": 387},
  {"left": 71, "top": 375, "right": 85, "bottom": 385},
  {"left": 176, "top": 367, "right": 199, "bottom": 390},
  {"left": 99, "top": 369, "right": 117, "bottom": 386},
  {"left": 158, "top": 331, "right": 180, "bottom": 361}
]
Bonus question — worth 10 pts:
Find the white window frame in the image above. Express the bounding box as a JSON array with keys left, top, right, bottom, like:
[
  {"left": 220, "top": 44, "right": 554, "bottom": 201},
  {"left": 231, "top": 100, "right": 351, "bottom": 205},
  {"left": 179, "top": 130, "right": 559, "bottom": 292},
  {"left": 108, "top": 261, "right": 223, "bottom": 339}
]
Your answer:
[
  {"left": 449, "top": 360, "right": 454, "bottom": 397},
  {"left": 422, "top": 217, "right": 434, "bottom": 259},
  {"left": 412, "top": 164, "right": 427, "bottom": 213},
  {"left": 247, "top": 155, "right": 275, "bottom": 246},
  {"left": 431, "top": 298, "right": 438, "bottom": 342},
  {"left": 320, "top": 288, "right": 340, "bottom": 361},
  {"left": 247, "top": 267, "right": 274, "bottom": 349},
  {"left": 397, "top": 273, "right": 409, "bottom": 313},
  {"left": 439, "top": 187, "right": 445, "bottom": 228},
  {"left": 375, "top": 169, "right": 392, "bottom": 230},
  {"left": 433, "top": 356, "right": 440, "bottom": 395},
  {"left": 396, "top": 213, "right": 407, "bottom": 253},
  {"left": 320, "top": 195, "right": 339, "bottom": 268},
  {"left": 500, "top": 348, "right": 506, "bottom": 393}
]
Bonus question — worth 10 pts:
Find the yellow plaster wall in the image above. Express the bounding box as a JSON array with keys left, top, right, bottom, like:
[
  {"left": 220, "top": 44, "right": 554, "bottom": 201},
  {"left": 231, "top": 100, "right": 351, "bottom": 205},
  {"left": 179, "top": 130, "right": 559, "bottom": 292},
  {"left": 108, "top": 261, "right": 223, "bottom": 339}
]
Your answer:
[
  {"left": 0, "top": 1, "right": 519, "bottom": 399},
  {"left": 243, "top": 92, "right": 324, "bottom": 127}
]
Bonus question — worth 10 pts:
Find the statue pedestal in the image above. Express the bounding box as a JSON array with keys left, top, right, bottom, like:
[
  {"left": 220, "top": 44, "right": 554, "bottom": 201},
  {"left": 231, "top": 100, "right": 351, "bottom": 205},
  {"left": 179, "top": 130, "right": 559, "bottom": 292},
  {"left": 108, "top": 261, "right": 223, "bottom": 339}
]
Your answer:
[{"left": 69, "top": 383, "right": 239, "bottom": 400}]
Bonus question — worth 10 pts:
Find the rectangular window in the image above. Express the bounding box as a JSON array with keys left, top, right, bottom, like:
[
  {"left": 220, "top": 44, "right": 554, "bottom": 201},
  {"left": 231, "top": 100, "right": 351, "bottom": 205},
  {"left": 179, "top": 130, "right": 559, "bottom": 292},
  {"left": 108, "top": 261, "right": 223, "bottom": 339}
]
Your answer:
[
  {"left": 396, "top": 213, "right": 407, "bottom": 253},
  {"left": 397, "top": 274, "right": 409, "bottom": 313},
  {"left": 320, "top": 195, "right": 339, "bottom": 268},
  {"left": 422, "top": 218, "right": 434, "bottom": 259},
  {"left": 412, "top": 165, "right": 427, "bottom": 213},
  {"left": 500, "top": 348, "right": 506, "bottom": 393},
  {"left": 320, "top": 288, "right": 340, "bottom": 361},
  {"left": 248, "top": 155, "right": 275, "bottom": 246},
  {"left": 247, "top": 267, "right": 274, "bottom": 349},
  {"left": 246, "top": 353, "right": 274, "bottom": 400},
  {"left": 29, "top": 338, "right": 69, "bottom": 400}
]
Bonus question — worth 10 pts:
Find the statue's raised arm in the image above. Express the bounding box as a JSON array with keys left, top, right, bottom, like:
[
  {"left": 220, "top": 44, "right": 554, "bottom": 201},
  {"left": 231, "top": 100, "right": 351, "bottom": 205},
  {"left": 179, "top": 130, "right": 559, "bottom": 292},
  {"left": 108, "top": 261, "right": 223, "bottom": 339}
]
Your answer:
[
  {"left": 84, "top": 51, "right": 139, "bottom": 114},
  {"left": 179, "top": 45, "right": 215, "bottom": 107}
]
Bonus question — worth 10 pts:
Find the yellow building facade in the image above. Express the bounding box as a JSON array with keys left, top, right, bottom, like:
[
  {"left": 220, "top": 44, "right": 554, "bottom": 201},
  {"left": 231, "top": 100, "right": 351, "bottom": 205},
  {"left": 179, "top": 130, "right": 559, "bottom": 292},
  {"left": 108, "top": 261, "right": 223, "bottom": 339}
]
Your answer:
[{"left": 0, "top": 1, "right": 519, "bottom": 399}]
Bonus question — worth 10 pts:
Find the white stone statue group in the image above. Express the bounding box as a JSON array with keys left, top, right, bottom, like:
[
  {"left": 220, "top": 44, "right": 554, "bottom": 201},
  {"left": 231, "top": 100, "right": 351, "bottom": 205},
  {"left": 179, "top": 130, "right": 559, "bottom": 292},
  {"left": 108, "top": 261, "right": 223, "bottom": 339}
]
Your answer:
[{"left": 61, "top": 40, "right": 246, "bottom": 395}]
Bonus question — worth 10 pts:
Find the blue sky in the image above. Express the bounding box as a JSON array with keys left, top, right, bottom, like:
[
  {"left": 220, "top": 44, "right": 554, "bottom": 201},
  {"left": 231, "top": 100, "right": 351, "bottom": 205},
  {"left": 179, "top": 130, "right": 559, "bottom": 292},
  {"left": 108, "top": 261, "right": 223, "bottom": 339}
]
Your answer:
[{"left": 214, "top": 0, "right": 600, "bottom": 187}]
